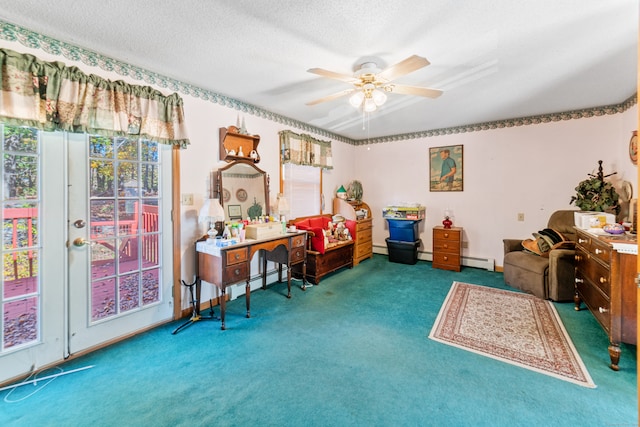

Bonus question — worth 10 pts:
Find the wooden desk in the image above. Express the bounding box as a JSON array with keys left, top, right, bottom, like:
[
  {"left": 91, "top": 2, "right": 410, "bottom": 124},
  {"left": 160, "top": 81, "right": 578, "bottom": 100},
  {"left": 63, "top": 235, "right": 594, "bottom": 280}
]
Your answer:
[{"left": 196, "top": 231, "right": 306, "bottom": 330}]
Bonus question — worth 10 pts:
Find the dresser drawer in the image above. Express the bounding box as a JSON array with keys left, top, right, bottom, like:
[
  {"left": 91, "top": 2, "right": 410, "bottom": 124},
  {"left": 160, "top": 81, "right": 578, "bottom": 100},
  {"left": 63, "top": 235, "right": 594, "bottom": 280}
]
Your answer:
[
  {"left": 356, "top": 218, "right": 372, "bottom": 232},
  {"left": 591, "top": 239, "right": 612, "bottom": 265},
  {"left": 576, "top": 273, "right": 611, "bottom": 332},
  {"left": 433, "top": 228, "right": 461, "bottom": 242},
  {"left": 225, "top": 247, "right": 248, "bottom": 265},
  {"left": 355, "top": 241, "right": 372, "bottom": 258},
  {"left": 357, "top": 227, "right": 372, "bottom": 243},
  {"left": 575, "top": 247, "right": 610, "bottom": 295}
]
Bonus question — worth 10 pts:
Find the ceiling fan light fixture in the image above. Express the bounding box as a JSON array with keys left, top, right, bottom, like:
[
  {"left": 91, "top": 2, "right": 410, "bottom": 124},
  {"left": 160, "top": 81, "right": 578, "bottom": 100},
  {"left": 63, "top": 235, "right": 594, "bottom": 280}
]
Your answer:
[
  {"left": 349, "top": 91, "right": 365, "bottom": 108},
  {"left": 372, "top": 89, "right": 387, "bottom": 106},
  {"left": 363, "top": 98, "right": 377, "bottom": 112}
]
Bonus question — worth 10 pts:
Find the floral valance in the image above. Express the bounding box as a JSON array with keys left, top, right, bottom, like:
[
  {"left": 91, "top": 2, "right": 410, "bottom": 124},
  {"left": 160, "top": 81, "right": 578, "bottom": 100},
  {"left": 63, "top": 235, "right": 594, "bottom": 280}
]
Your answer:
[
  {"left": 0, "top": 48, "right": 189, "bottom": 147},
  {"left": 279, "top": 129, "right": 332, "bottom": 169}
]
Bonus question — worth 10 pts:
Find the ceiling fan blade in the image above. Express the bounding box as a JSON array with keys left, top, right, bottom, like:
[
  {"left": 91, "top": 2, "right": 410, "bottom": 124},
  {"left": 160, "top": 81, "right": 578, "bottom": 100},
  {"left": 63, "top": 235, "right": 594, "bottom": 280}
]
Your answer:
[
  {"left": 377, "top": 55, "right": 430, "bottom": 82},
  {"left": 306, "top": 88, "right": 355, "bottom": 106},
  {"left": 388, "top": 84, "right": 443, "bottom": 98},
  {"left": 307, "top": 68, "right": 358, "bottom": 83}
]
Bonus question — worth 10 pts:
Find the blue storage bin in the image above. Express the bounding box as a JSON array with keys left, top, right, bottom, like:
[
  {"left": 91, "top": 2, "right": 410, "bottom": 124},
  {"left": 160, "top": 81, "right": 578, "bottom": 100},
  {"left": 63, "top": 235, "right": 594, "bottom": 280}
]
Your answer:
[{"left": 387, "top": 219, "right": 421, "bottom": 242}]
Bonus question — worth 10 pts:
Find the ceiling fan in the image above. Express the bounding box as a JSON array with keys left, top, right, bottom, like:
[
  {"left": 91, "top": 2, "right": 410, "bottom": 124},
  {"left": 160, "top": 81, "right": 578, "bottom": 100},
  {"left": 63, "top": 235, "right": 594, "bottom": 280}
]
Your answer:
[{"left": 306, "top": 55, "right": 443, "bottom": 111}]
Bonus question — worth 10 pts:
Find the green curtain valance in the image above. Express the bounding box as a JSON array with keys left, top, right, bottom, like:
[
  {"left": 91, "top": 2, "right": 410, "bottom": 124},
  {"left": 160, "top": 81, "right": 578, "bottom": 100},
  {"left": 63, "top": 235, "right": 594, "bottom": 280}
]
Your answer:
[
  {"left": 279, "top": 129, "right": 332, "bottom": 169},
  {"left": 0, "top": 48, "right": 189, "bottom": 147}
]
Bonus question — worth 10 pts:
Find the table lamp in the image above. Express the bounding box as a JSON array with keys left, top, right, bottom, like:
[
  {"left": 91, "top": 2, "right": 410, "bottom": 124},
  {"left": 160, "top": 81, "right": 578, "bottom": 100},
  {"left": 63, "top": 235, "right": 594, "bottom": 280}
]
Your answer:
[{"left": 199, "top": 198, "right": 225, "bottom": 242}]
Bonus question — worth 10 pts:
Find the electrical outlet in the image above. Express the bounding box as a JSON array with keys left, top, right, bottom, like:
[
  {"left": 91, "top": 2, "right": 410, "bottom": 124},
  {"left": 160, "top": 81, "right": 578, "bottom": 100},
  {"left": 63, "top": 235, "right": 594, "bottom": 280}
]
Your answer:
[
  {"left": 462, "top": 241, "right": 468, "bottom": 248},
  {"left": 181, "top": 193, "right": 194, "bottom": 206},
  {"left": 517, "top": 212, "right": 525, "bottom": 221}
]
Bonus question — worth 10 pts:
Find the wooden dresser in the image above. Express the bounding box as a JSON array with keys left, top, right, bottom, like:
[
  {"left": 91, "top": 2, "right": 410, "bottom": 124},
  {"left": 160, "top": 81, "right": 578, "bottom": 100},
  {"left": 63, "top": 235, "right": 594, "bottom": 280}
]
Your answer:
[
  {"left": 432, "top": 226, "right": 462, "bottom": 271},
  {"left": 574, "top": 227, "right": 637, "bottom": 370},
  {"left": 333, "top": 198, "right": 373, "bottom": 265}
]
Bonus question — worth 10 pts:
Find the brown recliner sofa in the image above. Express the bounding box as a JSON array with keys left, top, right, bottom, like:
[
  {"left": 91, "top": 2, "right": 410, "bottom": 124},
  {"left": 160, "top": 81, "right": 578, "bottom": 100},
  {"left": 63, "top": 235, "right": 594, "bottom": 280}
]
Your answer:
[{"left": 503, "top": 210, "right": 577, "bottom": 301}]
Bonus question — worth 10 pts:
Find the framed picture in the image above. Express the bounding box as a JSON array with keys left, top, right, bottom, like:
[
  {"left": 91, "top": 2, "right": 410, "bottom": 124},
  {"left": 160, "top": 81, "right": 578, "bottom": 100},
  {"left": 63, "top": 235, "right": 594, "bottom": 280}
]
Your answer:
[
  {"left": 429, "top": 145, "right": 463, "bottom": 192},
  {"left": 236, "top": 188, "right": 248, "bottom": 202},
  {"left": 227, "top": 204, "right": 242, "bottom": 219}
]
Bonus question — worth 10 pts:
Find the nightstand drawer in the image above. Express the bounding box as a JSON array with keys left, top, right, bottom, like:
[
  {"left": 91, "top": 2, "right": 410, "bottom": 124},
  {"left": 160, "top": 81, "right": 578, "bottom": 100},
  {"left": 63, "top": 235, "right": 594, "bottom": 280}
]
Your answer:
[{"left": 433, "top": 228, "right": 461, "bottom": 242}]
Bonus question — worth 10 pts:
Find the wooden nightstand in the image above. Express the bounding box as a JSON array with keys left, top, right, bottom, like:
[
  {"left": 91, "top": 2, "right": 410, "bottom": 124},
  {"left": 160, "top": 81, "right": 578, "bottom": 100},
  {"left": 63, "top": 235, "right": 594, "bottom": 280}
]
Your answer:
[{"left": 432, "top": 226, "right": 462, "bottom": 271}]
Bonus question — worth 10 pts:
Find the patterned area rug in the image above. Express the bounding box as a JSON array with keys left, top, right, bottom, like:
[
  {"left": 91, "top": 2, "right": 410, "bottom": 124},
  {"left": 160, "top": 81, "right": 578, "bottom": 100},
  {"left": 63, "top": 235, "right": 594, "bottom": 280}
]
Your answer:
[{"left": 429, "top": 282, "right": 595, "bottom": 388}]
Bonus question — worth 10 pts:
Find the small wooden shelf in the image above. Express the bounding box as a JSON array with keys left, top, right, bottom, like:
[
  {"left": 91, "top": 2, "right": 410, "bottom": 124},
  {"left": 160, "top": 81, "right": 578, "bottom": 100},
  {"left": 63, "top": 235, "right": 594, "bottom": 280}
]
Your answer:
[{"left": 219, "top": 127, "right": 260, "bottom": 163}]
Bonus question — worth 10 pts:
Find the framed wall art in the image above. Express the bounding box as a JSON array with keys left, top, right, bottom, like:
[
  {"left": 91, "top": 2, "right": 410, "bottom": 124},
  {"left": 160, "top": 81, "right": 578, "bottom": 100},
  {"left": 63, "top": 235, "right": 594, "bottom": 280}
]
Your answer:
[
  {"left": 429, "top": 145, "right": 463, "bottom": 192},
  {"left": 228, "top": 204, "right": 242, "bottom": 220}
]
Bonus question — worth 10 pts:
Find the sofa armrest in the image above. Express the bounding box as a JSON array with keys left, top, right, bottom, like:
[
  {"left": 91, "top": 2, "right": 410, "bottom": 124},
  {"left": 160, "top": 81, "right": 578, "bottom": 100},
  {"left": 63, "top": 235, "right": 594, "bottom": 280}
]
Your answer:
[
  {"left": 503, "top": 239, "right": 523, "bottom": 255},
  {"left": 547, "top": 248, "right": 576, "bottom": 302}
]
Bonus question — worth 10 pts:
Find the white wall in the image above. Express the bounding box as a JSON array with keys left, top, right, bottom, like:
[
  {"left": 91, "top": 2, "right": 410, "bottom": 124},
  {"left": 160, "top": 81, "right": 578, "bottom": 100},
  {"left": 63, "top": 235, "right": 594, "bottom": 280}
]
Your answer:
[
  {"left": 2, "top": 38, "right": 636, "bottom": 305},
  {"left": 356, "top": 107, "right": 638, "bottom": 268}
]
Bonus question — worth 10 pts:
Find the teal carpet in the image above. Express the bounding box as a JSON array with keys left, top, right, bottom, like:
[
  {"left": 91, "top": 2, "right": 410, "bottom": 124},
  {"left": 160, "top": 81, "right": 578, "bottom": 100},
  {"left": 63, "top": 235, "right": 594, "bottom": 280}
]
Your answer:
[{"left": 1, "top": 255, "right": 637, "bottom": 426}]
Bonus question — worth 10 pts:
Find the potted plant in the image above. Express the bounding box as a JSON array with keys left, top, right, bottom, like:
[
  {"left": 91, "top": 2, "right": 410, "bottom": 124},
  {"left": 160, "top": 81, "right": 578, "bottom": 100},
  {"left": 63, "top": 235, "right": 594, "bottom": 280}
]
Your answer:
[{"left": 570, "top": 160, "right": 620, "bottom": 215}]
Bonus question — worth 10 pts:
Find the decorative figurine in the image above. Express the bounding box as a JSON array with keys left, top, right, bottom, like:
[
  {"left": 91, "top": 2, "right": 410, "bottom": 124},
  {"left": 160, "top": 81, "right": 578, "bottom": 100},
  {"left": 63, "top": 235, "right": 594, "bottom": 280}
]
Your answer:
[{"left": 442, "top": 216, "right": 453, "bottom": 229}]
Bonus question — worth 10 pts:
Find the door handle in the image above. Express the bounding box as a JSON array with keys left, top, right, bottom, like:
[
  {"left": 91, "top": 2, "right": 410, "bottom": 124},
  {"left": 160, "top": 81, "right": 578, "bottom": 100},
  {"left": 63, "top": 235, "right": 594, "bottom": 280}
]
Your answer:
[
  {"left": 73, "top": 219, "right": 86, "bottom": 228},
  {"left": 72, "top": 237, "right": 88, "bottom": 247}
]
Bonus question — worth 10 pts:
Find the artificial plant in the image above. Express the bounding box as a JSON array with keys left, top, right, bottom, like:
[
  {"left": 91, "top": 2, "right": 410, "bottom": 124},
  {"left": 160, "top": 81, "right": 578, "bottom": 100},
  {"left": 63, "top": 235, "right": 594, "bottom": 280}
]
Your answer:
[{"left": 569, "top": 160, "right": 620, "bottom": 215}]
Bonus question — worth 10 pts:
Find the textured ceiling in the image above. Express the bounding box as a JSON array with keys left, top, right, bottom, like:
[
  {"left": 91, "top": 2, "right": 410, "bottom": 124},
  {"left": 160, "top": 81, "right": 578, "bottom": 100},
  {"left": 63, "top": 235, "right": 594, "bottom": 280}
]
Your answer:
[{"left": 0, "top": 0, "right": 637, "bottom": 141}]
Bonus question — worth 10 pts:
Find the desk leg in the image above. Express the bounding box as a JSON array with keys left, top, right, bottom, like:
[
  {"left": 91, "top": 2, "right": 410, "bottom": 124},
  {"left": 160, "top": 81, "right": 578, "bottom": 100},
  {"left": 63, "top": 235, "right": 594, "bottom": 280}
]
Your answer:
[
  {"left": 245, "top": 280, "right": 251, "bottom": 318},
  {"left": 262, "top": 253, "right": 267, "bottom": 290},
  {"left": 285, "top": 263, "right": 292, "bottom": 298},
  {"left": 220, "top": 287, "right": 226, "bottom": 330}
]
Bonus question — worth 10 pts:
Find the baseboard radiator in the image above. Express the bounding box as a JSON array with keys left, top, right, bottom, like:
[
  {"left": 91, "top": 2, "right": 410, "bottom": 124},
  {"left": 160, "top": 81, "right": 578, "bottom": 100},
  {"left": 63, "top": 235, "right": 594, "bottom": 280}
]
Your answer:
[{"left": 373, "top": 244, "right": 495, "bottom": 271}]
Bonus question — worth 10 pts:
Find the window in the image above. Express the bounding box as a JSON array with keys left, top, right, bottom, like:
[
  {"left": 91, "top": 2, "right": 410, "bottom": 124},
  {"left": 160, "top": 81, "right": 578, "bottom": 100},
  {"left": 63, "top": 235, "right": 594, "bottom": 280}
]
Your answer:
[{"left": 281, "top": 163, "right": 322, "bottom": 219}]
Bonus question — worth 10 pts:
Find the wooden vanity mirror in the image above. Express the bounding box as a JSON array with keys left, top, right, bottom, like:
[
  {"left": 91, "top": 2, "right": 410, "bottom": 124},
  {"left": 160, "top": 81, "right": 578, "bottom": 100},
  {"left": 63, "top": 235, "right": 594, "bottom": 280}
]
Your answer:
[{"left": 213, "top": 161, "right": 269, "bottom": 221}]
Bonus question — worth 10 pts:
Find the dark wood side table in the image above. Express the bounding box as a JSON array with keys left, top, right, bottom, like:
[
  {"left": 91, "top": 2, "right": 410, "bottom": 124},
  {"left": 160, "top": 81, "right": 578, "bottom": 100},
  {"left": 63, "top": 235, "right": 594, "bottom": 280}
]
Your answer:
[{"left": 432, "top": 226, "right": 462, "bottom": 271}]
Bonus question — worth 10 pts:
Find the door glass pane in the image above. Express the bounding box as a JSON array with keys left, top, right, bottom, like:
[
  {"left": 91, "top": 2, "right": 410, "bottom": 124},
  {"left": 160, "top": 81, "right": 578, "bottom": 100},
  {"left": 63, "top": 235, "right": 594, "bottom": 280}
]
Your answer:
[
  {"left": 88, "top": 136, "right": 162, "bottom": 322},
  {"left": 1, "top": 126, "right": 40, "bottom": 351}
]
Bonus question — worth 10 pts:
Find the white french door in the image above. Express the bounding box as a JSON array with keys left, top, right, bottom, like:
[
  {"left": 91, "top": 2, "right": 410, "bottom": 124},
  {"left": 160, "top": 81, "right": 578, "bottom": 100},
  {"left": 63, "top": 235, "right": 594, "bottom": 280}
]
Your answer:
[
  {"left": 67, "top": 133, "right": 174, "bottom": 353},
  {"left": 1, "top": 128, "right": 66, "bottom": 382},
  {"left": 1, "top": 128, "right": 174, "bottom": 383}
]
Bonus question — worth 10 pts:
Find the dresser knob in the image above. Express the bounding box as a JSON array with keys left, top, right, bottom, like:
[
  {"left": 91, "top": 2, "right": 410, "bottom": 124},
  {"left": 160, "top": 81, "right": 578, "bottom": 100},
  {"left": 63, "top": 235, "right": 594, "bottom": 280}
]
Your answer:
[
  {"left": 443, "top": 244, "right": 449, "bottom": 249},
  {"left": 578, "top": 238, "right": 587, "bottom": 244},
  {"left": 575, "top": 278, "right": 583, "bottom": 284},
  {"left": 594, "top": 248, "right": 603, "bottom": 255},
  {"left": 443, "top": 256, "right": 448, "bottom": 261},
  {"left": 444, "top": 233, "right": 449, "bottom": 238},
  {"left": 599, "top": 307, "right": 608, "bottom": 313},
  {"left": 599, "top": 277, "right": 608, "bottom": 284},
  {"left": 234, "top": 268, "right": 240, "bottom": 275},
  {"left": 235, "top": 253, "right": 240, "bottom": 259},
  {"left": 574, "top": 255, "right": 582, "bottom": 262}
]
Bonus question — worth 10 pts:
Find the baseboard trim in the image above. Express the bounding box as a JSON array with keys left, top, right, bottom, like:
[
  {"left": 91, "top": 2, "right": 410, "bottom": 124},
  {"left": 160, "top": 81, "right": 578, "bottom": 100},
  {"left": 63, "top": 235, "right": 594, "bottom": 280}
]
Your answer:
[{"left": 373, "top": 244, "right": 495, "bottom": 271}]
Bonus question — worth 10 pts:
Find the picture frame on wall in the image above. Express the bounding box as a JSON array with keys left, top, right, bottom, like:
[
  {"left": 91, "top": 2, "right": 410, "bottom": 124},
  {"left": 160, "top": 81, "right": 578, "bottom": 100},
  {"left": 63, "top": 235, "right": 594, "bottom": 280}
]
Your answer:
[
  {"left": 429, "top": 145, "right": 463, "bottom": 192},
  {"left": 228, "top": 204, "right": 242, "bottom": 220}
]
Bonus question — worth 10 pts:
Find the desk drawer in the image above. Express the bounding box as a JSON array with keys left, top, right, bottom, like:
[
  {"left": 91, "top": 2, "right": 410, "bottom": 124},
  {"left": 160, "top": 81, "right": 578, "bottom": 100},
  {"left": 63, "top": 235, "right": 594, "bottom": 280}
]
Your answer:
[
  {"left": 223, "top": 262, "right": 249, "bottom": 283},
  {"left": 291, "top": 234, "right": 306, "bottom": 248},
  {"left": 290, "top": 246, "right": 305, "bottom": 263},
  {"left": 226, "top": 247, "right": 248, "bottom": 265}
]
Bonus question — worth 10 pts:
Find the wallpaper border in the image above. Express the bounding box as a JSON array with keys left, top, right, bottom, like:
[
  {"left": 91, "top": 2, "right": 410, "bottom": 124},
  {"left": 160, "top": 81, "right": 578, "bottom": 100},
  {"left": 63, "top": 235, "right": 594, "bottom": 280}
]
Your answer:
[{"left": 0, "top": 19, "right": 635, "bottom": 146}]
